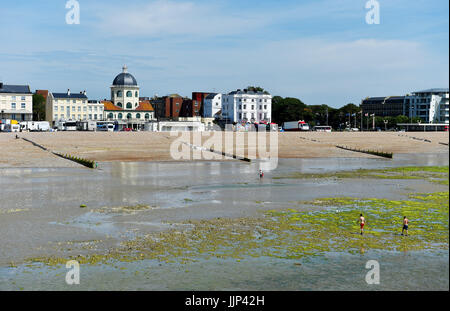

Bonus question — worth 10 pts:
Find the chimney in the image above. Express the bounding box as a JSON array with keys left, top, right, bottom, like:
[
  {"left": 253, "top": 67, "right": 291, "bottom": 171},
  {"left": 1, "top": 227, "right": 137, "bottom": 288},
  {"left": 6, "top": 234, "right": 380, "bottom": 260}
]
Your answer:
[
  {"left": 67, "top": 89, "right": 71, "bottom": 96},
  {"left": 83, "top": 90, "right": 86, "bottom": 95}
]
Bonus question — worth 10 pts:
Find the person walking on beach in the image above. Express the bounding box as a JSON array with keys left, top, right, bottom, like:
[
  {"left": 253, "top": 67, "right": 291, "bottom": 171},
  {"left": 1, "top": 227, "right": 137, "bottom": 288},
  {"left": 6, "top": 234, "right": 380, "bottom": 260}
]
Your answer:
[
  {"left": 402, "top": 216, "right": 409, "bottom": 236},
  {"left": 358, "top": 214, "right": 365, "bottom": 235}
]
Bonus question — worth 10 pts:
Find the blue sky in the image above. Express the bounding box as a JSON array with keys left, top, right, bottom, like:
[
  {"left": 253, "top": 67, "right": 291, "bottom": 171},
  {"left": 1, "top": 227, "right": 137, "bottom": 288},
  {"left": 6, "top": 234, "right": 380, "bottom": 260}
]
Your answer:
[{"left": 0, "top": 0, "right": 448, "bottom": 107}]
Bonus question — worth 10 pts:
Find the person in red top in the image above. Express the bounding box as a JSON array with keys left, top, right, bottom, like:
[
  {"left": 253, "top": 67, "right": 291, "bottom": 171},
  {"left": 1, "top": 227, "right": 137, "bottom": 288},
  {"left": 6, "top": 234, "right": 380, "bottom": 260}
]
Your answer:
[
  {"left": 402, "top": 216, "right": 409, "bottom": 236},
  {"left": 259, "top": 170, "right": 264, "bottom": 178},
  {"left": 358, "top": 214, "right": 365, "bottom": 235}
]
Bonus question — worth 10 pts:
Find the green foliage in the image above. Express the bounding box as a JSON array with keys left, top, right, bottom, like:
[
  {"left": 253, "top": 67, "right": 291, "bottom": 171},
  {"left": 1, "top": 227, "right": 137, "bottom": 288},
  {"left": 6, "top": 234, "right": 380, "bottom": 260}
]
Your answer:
[
  {"left": 246, "top": 86, "right": 270, "bottom": 94},
  {"left": 32, "top": 94, "right": 46, "bottom": 121}
]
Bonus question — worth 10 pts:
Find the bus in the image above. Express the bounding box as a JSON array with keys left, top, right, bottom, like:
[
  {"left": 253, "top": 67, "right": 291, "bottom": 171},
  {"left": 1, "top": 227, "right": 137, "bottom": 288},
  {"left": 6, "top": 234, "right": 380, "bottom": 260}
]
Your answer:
[
  {"left": 97, "top": 123, "right": 115, "bottom": 132},
  {"left": 60, "top": 121, "right": 78, "bottom": 131},
  {"left": 313, "top": 125, "right": 332, "bottom": 132}
]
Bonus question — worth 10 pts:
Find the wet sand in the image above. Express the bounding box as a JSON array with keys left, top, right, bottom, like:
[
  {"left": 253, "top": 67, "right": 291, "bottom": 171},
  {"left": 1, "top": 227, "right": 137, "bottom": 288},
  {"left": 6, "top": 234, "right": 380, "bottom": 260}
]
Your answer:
[
  {"left": 0, "top": 131, "right": 448, "bottom": 167},
  {"left": 0, "top": 155, "right": 448, "bottom": 266}
]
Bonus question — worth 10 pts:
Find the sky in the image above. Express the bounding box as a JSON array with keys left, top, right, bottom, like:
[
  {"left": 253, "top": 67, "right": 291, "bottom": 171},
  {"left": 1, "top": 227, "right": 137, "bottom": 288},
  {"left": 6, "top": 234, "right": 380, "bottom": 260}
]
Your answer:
[{"left": 0, "top": 0, "right": 448, "bottom": 107}]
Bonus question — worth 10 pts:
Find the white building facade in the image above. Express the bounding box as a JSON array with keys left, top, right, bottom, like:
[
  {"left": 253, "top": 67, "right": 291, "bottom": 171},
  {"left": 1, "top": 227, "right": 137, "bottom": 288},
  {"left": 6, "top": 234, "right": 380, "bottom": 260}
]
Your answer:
[
  {"left": 202, "top": 93, "right": 222, "bottom": 118},
  {"left": 46, "top": 90, "right": 103, "bottom": 124},
  {"left": 407, "top": 88, "right": 449, "bottom": 124},
  {"left": 0, "top": 83, "right": 33, "bottom": 121},
  {"left": 221, "top": 89, "right": 272, "bottom": 124}
]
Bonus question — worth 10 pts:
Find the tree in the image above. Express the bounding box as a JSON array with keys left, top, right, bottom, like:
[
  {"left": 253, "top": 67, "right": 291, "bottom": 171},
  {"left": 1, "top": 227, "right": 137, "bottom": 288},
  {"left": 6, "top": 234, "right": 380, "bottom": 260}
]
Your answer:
[
  {"left": 246, "top": 86, "right": 270, "bottom": 95},
  {"left": 33, "top": 94, "right": 46, "bottom": 121}
]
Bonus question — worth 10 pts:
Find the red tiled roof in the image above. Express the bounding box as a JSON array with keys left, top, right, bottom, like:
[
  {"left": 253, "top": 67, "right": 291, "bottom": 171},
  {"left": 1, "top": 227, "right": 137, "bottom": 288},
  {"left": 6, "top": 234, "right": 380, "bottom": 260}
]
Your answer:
[
  {"left": 102, "top": 101, "right": 122, "bottom": 111},
  {"left": 136, "top": 100, "right": 154, "bottom": 111}
]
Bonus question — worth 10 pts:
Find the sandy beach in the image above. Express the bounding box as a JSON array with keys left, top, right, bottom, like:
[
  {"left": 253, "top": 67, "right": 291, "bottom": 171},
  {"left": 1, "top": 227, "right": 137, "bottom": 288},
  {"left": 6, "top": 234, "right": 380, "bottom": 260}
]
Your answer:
[{"left": 0, "top": 131, "right": 448, "bottom": 167}]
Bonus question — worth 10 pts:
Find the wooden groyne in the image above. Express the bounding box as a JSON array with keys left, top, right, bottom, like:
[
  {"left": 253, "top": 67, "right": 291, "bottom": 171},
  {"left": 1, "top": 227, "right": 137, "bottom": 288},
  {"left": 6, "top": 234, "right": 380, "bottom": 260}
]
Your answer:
[
  {"left": 183, "top": 142, "right": 251, "bottom": 162},
  {"left": 336, "top": 145, "right": 393, "bottom": 159},
  {"left": 21, "top": 137, "right": 97, "bottom": 169}
]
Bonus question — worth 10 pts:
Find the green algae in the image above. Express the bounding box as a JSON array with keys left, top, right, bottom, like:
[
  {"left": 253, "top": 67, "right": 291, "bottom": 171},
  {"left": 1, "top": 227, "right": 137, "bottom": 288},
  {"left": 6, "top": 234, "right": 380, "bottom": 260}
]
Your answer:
[
  {"left": 274, "top": 165, "right": 449, "bottom": 183},
  {"left": 95, "top": 204, "right": 155, "bottom": 214},
  {"left": 26, "top": 189, "right": 448, "bottom": 267},
  {"left": 24, "top": 166, "right": 448, "bottom": 268}
]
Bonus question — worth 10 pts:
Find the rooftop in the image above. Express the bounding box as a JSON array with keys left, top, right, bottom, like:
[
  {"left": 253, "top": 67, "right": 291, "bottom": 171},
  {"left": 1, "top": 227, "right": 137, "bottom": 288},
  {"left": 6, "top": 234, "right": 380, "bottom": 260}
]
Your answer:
[
  {"left": 52, "top": 92, "right": 88, "bottom": 99},
  {"left": 414, "top": 88, "right": 449, "bottom": 94},
  {"left": 0, "top": 84, "right": 32, "bottom": 94}
]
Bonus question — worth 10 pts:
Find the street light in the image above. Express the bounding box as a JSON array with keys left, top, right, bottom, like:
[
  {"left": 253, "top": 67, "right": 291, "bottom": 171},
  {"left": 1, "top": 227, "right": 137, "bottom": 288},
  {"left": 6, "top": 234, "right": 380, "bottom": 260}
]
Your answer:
[{"left": 383, "top": 119, "right": 388, "bottom": 131}]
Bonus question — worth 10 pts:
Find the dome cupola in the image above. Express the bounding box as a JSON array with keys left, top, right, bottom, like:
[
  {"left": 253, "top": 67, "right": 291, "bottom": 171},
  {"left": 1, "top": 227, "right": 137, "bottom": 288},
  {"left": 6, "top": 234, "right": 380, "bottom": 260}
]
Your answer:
[{"left": 112, "top": 65, "right": 138, "bottom": 86}]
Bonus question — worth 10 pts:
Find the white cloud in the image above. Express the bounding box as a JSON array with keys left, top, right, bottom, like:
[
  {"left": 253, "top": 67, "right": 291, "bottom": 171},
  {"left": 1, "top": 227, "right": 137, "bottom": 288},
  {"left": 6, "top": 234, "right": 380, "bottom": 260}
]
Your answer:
[{"left": 96, "top": 0, "right": 267, "bottom": 37}]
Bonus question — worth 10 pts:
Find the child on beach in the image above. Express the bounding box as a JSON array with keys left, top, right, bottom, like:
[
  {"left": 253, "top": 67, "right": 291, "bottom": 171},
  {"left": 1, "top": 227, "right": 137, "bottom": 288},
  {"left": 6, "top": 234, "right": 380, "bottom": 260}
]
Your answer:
[
  {"left": 358, "top": 214, "right": 365, "bottom": 235},
  {"left": 402, "top": 216, "right": 409, "bottom": 236}
]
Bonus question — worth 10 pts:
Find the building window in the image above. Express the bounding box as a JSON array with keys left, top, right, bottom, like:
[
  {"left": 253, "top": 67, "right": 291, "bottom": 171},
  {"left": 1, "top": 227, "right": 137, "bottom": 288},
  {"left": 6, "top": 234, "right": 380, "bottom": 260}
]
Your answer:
[
  {"left": 78, "top": 106, "right": 81, "bottom": 112},
  {"left": 117, "top": 91, "right": 122, "bottom": 97},
  {"left": 127, "top": 113, "right": 132, "bottom": 119},
  {"left": 135, "top": 91, "right": 138, "bottom": 97},
  {"left": 72, "top": 106, "right": 76, "bottom": 111},
  {"left": 118, "top": 113, "right": 123, "bottom": 119},
  {"left": 89, "top": 114, "right": 92, "bottom": 119},
  {"left": 145, "top": 113, "right": 150, "bottom": 120},
  {"left": 54, "top": 114, "right": 58, "bottom": 119},
  {"left": 20, "top": 103, "right": 25, "bottom": 109},
  {"left": 94, "top": 114, "right": 97, "bottom": 120},
  {"left": 11, "top": 96, "right": 16, "bottom": 100},
  {"left": 251, "top": 105, "right": 254, "bottom": 110},
  {"left": 136, "top": 113, "right": 141, "bottom": 119},
  {"left": 243, "top": 105, "right": 246, "bottom": 109},
  {"left": 126, "top": 91, "right": 132, "bottom": 97},
  {"left": 54, "top": 106, "right": 58, "bottom": 111},
  {"left": 108, "top": 113, "right": 114, "bottom": 119},
  {"left": 117, "top": 102, "right": 122, "bottom": 108},
  {"left": 73, "top": 100, "right": 76, "bottom": 103},
  {"left": 126, "top": 102, "right": 132, "bottom": 109},
  {"left": 264, "top": 105, "right": 267, "bottom": 109},
  {"left": 21, "top": 96, "right": 26, "bottom": 100},
  {"left": 84, "top": 106, "right": 87, "bottom": 112},
  {"left": 11, "top": 103, "right": 16, "bottom": 109}
]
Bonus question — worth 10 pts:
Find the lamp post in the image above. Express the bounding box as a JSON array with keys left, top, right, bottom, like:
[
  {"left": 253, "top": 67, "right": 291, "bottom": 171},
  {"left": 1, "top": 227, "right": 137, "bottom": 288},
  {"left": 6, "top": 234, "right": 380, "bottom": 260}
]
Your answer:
[{"left": 383, "top": 119, "right": 388, "bottom": 131}]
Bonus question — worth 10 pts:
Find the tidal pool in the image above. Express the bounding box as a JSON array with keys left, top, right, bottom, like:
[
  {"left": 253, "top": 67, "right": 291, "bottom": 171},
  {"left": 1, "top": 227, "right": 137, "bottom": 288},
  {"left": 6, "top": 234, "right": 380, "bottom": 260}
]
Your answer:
[{"left": 0, "top": 153, "right": 448, "bottom": 290}]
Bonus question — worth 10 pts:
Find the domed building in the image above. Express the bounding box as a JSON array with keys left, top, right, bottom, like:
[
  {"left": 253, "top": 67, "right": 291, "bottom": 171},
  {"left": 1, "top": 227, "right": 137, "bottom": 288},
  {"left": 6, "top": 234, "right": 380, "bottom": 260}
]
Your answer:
[{"left": 103, "top": 65, "right": 154, "bottom": 130}]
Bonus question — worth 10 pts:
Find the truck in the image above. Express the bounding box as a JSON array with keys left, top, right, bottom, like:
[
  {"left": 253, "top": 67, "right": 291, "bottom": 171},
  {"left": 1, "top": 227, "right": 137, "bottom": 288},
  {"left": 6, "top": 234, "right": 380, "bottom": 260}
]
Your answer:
[
  {"left": 77, "top": 121, "right": 97, "bottom": 131},
  {"left": 20, "top": 121, "right": 50, "bottom": 132},
  {"left": 282, "top": 120, "right": 310, "bottom": 131}
]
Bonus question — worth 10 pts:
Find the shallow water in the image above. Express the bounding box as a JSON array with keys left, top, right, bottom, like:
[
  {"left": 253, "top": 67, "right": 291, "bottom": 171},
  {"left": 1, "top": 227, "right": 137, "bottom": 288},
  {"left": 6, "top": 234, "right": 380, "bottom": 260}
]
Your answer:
[{"left": 0, "top": 153, "right": 448, "bottom": 290}]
